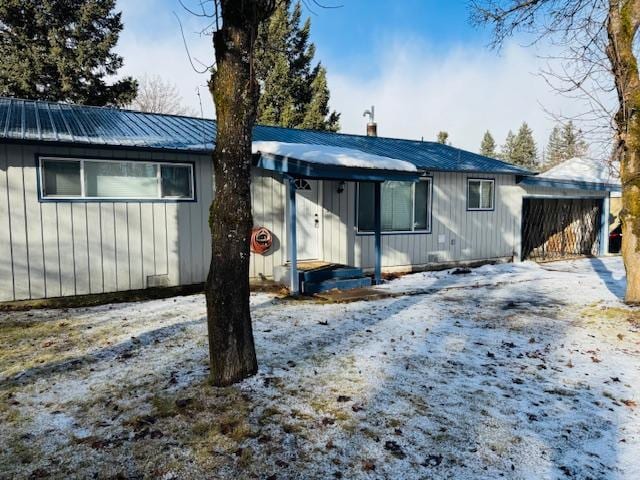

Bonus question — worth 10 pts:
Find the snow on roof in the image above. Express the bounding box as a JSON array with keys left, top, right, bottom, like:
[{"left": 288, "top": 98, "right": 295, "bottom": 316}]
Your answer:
[
  {"left": 252, "top": 141, "right": 418, "bottom": 172},
  {"left": 539, "top": 157, "right": 620, "bottom": 185}
]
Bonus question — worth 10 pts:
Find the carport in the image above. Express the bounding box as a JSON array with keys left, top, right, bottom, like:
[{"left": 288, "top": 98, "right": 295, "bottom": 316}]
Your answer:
[{"left": 517, "top": 177, "right": 619, "bottom": 262}]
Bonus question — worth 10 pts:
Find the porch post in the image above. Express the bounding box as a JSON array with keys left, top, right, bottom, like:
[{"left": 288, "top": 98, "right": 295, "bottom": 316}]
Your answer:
[
  {"left": 287, "top": 176, "right": 299, "bottom": 294},
  {"left": 600, "top": 195, "right": 610, "bottom": 256},
  {"left": 374, "top": 181, "right": 382, "bottom": 285}
]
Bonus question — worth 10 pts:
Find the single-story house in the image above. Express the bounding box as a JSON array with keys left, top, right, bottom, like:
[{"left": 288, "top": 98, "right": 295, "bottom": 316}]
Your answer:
[{"left": 0, "top": 97, "right": 617, "bottom": 302}]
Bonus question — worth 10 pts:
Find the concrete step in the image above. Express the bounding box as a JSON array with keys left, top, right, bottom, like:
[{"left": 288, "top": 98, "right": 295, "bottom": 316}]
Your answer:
[
  {"left": 302, "top": 267, "right": 364, "bottom": 283},
  {"left": 303, "top": 276, "right": 372, "bottom": 294}
]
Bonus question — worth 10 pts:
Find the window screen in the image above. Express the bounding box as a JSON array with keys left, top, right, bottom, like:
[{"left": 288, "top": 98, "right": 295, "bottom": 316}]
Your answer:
[
  {"left": 382, "top": 181, "right": 412, "bottom": 231},
  {"left": 42, "top": 160, "right": 81, "bottom": 197},
  {"left": 467, "top": 179, "right": 494, "bottom": 210}
]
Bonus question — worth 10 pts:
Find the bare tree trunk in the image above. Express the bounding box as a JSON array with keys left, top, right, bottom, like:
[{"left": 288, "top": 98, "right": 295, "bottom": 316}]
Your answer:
[
  {"left": 206, "top": 0, "right": 275, "bottom": 386},
  {"left": 607, "top": 0, "right": 640, "bottom": 304}
]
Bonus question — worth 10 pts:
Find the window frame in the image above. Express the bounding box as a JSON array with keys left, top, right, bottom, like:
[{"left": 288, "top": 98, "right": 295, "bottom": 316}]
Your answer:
[
  {"left": 37, "top": 155, "right": 196, "bottom": 202},
  {"left": 466, "top": 178, "right": 495, "bottom": 211},
  {"left": 356, "top": 177, "right": 433, "bottom": 235}
]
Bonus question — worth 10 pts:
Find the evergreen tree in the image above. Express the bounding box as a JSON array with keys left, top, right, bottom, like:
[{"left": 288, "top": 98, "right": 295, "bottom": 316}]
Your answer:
[
  {"left": 543, "top": 121, "right": 589, "bottom": 170},
  {"left": 511, "top": 122, "right": 538, "bottom": 169},
  {"left": 255, "top": 0, "right": 339, "bottom": 131},
  {"left": 480, "top": 130, "right": 497, "bottom": 157},
  {"left": 437, "top": 131, "right": 450, "bottom": 144},
  {"left": 301, "top": 64, "right": 340, "bottom": 130},
  {"left": 500, "top": 130, "right": 517, "bottom": 162},
  {"left": 544, "top": 125, "right": 565, "bottom": 169},
  {"left": 561, "top": 120, "right": 588, "bottom": 159},
  {"left": 0, "top": 0, "right": 137, "bottom": 106}
]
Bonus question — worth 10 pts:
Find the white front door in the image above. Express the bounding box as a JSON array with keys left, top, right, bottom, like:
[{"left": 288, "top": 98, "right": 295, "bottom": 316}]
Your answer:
[{"left": 294, "top": 179, "right": 321, "bottom": 260}]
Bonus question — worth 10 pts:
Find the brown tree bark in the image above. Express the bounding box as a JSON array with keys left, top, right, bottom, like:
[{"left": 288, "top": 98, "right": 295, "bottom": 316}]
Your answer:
[
  {"left": 206, "top": 0, "right": 275, "bottom": 386},
  {"left": 606, "top": 0, "right": 640, "bottom": 304}
]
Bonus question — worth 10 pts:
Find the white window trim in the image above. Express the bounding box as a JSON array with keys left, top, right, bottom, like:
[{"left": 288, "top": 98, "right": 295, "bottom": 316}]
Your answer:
[
  {"left": 467, "top": 178, "right": 495, "bottom": 211},
  {"left": 356, "top": 178, "right": 433, "bottom": 234},
  {"left": 39, "top": 156, "right": 195, "bottom": 201}
]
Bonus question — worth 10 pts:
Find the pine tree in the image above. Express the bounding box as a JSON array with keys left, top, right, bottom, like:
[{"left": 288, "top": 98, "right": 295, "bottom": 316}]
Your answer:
[
  {"left": 255, "top": 0, "right": 340, "bottom": 131},
  {"left": 511, "top": 122, "right": 538, "bottom": 169},
  {"left": 301, "top": 65, "right": 340, "bottom": 131},
  {"left": 480, "top": 130, "right": 497, "bottom": 157},
  {"left": 500, "top": 130, "right": 517, "bottom": 162},
  {"left": 561, "top": 120, "right": 588, "bottom": 159},
  {"left": 437, "top": 131, "right": 450, "bottom": 144},
  {"left": 0, "top": 0, "right": 137, "bottom": 106},
  {"left": 544, "top": 125, "right": 565, "bottom": 169},
  {"left": 543, "top": 121, "right": 589, "bottom": 170}
]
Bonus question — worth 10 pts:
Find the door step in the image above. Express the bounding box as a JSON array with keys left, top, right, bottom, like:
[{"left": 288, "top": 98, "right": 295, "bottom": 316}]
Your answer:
[
  {"left": 303, "top": 276, "right": 372, "bottom": 294},
  {"left": 274, "top": 263, "right": 374, "bottom": 295}
]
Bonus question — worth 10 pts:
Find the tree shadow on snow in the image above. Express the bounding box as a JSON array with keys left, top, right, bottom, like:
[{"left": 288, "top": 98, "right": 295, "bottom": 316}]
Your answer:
[{"left": 587, "top": 257, "right": 626, "bottom": 300}]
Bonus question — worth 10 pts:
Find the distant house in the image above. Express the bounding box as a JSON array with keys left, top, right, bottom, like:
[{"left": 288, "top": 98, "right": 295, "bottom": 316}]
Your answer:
[{"left": 0, "top": 97, "right": 617, "bottom": 302}]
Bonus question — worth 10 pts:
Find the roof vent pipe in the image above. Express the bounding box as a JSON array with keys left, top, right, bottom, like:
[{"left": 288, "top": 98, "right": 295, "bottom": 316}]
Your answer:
[{"left": 363, "top": 105, "right": 377, "bottom": 137}]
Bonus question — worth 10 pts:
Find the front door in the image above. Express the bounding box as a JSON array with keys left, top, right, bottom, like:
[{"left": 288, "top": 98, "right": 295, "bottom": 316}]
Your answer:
[{"left": 294, "top": 179, "right": 321, "bottom": 260}]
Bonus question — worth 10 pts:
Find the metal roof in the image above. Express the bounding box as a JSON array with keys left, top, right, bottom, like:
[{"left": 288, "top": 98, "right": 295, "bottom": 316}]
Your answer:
[
  {"left": 518, "top": 175, "right": 620, "bottom": 193},
  {"left": 0, "top": 97, "right": 530, "bottom": 175}
]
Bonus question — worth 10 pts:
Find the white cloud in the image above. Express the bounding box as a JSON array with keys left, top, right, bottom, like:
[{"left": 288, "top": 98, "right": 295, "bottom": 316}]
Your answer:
[{"left": 327, "top": 40, "right": 589, "bottom": 154}]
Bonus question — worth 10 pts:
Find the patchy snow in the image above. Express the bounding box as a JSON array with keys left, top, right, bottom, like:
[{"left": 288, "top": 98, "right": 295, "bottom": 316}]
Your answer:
[
  {"left": 539, "top": 157, "right": 620, "bottom": 186},
  {"left": 1, "top": 257, "right": 639, "bottom": 479},
  {"left": 252, "top": 141, "right": 417, "bottom": 172}
]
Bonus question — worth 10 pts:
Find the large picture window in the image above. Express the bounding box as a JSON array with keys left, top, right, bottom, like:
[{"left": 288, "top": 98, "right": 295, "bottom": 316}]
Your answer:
[
  {"left": 467, "top": 179, "right": 494, "bottom": 211},
  {"left": 357, "top": 179, "right": 432, "bottom": 233},
  {"left": 39, "top": 157, "right": 194, "bottom": 201}
]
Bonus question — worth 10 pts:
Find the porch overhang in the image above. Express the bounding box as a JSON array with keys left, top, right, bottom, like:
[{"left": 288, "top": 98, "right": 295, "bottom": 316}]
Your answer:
[{"left": 254, "top": 152, "right": 422, "bottom": 182}]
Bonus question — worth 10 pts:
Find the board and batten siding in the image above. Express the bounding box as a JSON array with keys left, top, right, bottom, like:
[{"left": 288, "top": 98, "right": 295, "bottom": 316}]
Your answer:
[
  {"left": 0, "top": 144, "right": 285, "bottom": 302},
  {"left": 321, "top": 173, "right": 521, "bottom": 270},
  {"left": 1, "top": 141, "right": 525, "bottom": 302}
]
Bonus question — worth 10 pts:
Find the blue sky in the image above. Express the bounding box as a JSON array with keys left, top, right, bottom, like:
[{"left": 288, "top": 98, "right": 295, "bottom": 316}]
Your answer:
[
  {"left": 305, "top": 1, "right": 488, "bottom": 74},
  {"left": 115, "top": 1, "right": 589, "bottom": 153}
]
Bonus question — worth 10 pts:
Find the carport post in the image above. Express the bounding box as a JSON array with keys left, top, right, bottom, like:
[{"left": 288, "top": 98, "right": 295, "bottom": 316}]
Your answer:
[
  {"left": 287, "top": 176, "right": 299, "bottom": 294},
  {"left": 374, "top": 181, "right": 382, "bottom": 285},
  {"left": 600, "top": 195, "right": 610, "bottom": 256}
]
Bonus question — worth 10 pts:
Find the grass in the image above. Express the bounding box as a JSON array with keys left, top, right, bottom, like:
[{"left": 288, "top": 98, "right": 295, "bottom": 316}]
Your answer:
[
  {"left": 582, "top": 305, "right": 640, "bottom": 325},
  {"left": 0, "top": 318, "right": 83, "bottom": 381}
]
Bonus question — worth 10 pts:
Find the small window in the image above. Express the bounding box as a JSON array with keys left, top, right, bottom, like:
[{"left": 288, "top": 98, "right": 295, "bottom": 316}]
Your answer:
[
  {"left": 357, "top": 179, "right": 432, "bottom": 233},
  {"left": 294, "top": 179, "right": 311, "bottom": 190},
  {"left": 467, "top": 179, "right": 494, "bottom": 210},
  {"left": 39, "top": 157, "right": 194, "bottom": 201},
  {"left": 42, "top": 159, "right": 81, "bottom": 197},
  {"left": 161, "top": 164, "right": 193, "bottom": 198}
]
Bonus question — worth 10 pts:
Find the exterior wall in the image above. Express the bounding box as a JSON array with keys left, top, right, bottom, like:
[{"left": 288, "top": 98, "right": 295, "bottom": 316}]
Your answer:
[
  {"left": 249, "top": 171, "right": 286, "bottom": 280},
  {"left": 0, "top": 143, "right": 285, "bottom": 302},
  {"left": 321, "top": 173, "right": 522, "bottom": 270},
  {"left": 9, "top": 140, "right": 612, "bottom": 302}
]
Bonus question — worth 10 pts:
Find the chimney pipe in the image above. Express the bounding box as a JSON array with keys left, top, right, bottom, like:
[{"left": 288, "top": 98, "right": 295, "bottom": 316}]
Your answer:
[{"left": 363, "top": 105, "right": 377, "bottom": 137}]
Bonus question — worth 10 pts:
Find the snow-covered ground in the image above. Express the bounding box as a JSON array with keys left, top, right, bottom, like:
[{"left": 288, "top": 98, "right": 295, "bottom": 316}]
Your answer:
[{"left": 1, "top": 257, "right": 639, "bottom": 479}]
